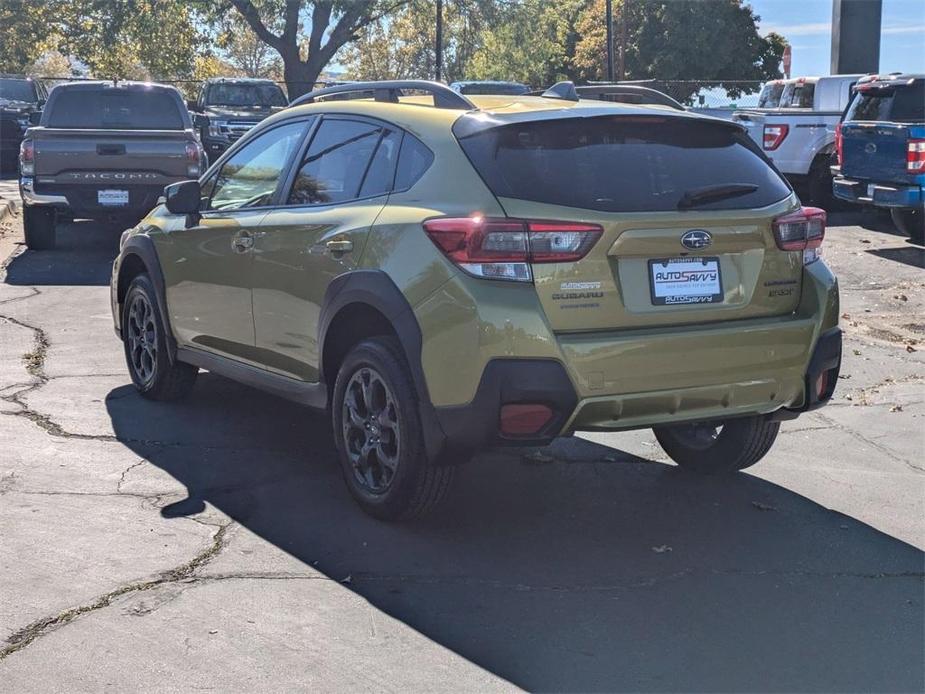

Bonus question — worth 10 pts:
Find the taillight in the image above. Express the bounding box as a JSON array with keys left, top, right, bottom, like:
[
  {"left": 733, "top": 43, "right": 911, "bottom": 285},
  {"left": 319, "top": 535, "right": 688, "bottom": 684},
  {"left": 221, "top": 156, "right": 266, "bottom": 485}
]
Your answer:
[
  {"left": 422, "top": 216, "right": 602, "bottom": 282},
  {"left": 19, "top": 138, "right": 34, "bottom": 176},
  {"left": 763, "top": 124, "right": 789, "bottom": 151},
  {"left": 835, "top": 123, "right": 844, "bottom": 166},
  {"left": 185, "top": 141, "right": 201, "bottom": 177},
  {"left": 772, "top": 207, "right": 826, "bottom": 264},
  {"left": 907, "top": 139, "right": 925, "bottom": 172},
  {"left": 500, "top": 403, "right": 553, "bottom": 437}
]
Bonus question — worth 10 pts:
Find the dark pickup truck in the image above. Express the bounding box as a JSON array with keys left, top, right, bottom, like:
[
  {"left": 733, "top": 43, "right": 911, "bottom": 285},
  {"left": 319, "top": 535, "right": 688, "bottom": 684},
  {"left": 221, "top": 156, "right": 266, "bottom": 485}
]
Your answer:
[
  {"left": 188, "top": 77, "right": 287, "bottom": 164},
  {"left": 19, "top": 81, "right": 204, "bottom": 250},
  {"left": 0, "top": 75, "right": 47, "bottom": 171},
  {"left": 832, "top": 74, "right": 924, "bottom": 244}
]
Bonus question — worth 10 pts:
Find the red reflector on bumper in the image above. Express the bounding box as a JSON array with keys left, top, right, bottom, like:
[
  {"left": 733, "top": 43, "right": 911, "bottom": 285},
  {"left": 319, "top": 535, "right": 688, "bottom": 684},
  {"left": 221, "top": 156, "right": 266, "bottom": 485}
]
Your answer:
[{"left": 500, "top": 403, "right": 554, "bottom": 436}]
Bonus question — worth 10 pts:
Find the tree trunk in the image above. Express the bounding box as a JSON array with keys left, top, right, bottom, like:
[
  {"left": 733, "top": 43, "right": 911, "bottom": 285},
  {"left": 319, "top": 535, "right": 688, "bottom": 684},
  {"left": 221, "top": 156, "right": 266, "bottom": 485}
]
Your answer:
[{"left": 282, "top": 50, "right": 325, "bottom": 100}]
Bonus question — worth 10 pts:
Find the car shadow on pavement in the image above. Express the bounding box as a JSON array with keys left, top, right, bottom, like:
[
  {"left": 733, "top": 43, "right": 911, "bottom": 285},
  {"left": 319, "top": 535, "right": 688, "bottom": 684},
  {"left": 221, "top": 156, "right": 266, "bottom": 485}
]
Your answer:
[
  {"left": 105, "top": 375, "right": 925, "bottom": 692},
  {"left": 4, "top": 219, "right": 121, "bottom": 286}
]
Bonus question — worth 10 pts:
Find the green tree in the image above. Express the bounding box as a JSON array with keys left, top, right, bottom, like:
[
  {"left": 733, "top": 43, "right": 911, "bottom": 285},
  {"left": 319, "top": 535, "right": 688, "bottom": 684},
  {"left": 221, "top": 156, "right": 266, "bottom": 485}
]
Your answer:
[
  {"left": 467, "top": 0, "right": 585, "bottom": 86},
  {"left": 573, "top": 0, "right": 787, "bottom": 102},
  {"left": 0, "top": 1, "right": 55, "bottom": 74},
  {"left": 209, "top": 1, "right": 411, "bottom": 98}
]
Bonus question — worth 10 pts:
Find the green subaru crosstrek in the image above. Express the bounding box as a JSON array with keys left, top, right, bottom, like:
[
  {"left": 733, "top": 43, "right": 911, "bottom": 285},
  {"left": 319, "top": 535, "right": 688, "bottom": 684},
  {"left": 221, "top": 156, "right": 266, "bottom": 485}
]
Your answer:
[{"left": 110, "top": 80, "right": 841, "bottom": 520}]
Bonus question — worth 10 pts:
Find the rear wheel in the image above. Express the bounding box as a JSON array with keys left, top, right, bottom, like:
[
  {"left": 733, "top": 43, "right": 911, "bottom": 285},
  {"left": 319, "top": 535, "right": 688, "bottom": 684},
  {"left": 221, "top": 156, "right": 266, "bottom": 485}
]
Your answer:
[
  {"left": 23, "top": 206, "right": 56, "bottom": 250},
  {"left": 807, "top": 155, "right": 836, "bottom": 210},
  {"left": 332, "top": 336, "right": 453, "bottom": 520},
  {"left": 122, "top": 274, "right": 198, "bottom": 401},
  {"left": 653, "top": 415, "right": 780, "bottom": 474},
  {"left": 890, "top": 208, "right": 924, "bottom": 246}
]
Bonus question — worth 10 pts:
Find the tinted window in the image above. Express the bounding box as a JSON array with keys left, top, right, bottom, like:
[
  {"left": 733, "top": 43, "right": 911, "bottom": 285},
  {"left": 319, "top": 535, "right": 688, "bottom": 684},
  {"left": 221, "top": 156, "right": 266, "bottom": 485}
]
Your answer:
[
  {"left": 208, "top": 121, "right": 307, "bottom": 211},
  {"left": 787, "top": 83, "right": 815, "bottom": 108},
  {"left": 358, "top": 130, "right": 402, "bottom": 198},
  {"left": 206, "top": 83, "right": 287, "bottom": 108},
  {"left": 458, "top": 116, "right": 791, "bottom": 213},
  {"left": 0, "top": 79, "right": 38, "bottom": 103},
  {"left": 394, "top": 134, "right": 434, "bottom": 190},
  {"left": 47, "top": 88, "right": 185, "bottom": 129},
  {"left": 845, "top": 83, "right": 925, "bottom": 123},
  {"left": 287, "top": 119, "right": 384, "bottom": 205}
]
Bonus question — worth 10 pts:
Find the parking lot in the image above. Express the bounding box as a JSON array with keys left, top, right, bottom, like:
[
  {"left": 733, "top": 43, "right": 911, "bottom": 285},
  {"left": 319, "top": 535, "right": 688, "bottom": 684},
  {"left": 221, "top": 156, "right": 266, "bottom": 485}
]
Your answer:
[{"left": 0, "top": 187, "right": 923, "bottom": 690}]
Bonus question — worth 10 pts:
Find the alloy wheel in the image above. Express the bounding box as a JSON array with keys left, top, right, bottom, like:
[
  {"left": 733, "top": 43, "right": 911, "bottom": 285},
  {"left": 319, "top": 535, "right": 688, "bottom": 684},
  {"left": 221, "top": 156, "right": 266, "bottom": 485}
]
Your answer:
[
  {"left": 342, "top": 367, "right": 401, "bottom": 493},
  {"left": 127, "top": 292, "right": 157, "bottom": 386}
]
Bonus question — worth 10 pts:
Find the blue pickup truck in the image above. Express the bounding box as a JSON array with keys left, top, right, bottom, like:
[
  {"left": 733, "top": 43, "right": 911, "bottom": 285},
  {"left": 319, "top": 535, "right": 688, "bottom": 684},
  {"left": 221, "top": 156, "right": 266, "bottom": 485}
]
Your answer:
[{"left": 832, "top": 74, "right": 924, "bottom": 245}]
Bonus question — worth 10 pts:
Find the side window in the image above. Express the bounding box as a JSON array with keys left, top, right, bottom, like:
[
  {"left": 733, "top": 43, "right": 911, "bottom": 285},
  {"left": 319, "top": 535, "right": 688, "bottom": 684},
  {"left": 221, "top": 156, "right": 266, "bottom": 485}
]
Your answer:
[
  {"left": 208, "top": 120, "right": 307, "bottom": 211},
  {"left": 287, "top": 119, "right": 384, "bottom": 206},
  {"left": 394, "top": 133, "right": 434, "bottom": 191},
  {"left": 359, "top": 130, "right": 402, "bottom": 198}
]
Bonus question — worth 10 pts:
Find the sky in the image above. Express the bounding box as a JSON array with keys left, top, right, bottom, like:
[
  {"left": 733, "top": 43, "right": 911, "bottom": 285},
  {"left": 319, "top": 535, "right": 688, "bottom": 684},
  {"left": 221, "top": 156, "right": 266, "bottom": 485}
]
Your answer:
[{"left": 750, "top": 0, "right": 925, "bottom": 76}]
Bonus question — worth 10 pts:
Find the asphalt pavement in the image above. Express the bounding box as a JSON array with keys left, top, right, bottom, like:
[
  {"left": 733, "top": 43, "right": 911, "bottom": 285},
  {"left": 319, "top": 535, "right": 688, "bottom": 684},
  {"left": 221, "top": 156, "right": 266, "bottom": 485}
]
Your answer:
[{"left": 0, "top": 207, "right": 923, "bottom": 691}]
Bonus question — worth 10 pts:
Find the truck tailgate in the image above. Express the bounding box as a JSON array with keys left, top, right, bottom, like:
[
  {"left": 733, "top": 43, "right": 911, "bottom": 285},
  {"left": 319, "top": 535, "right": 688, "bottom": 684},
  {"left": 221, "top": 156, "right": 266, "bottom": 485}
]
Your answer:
[
  {"left": 841, "top": 122, "right": 923, "bottom": 184},
  {"left": 32, "top": 128, "right": 192, "bottom": 182}
]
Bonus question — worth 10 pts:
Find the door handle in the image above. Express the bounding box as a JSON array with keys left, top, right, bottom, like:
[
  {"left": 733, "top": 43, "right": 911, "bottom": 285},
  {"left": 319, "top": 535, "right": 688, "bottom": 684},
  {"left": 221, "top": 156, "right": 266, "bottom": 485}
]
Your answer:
[
  {"left": 325, "top": 238, "right": 353, "bottom": 253},
  {"left": 232, "top": 231, "right": 254, "bottom": 253}
]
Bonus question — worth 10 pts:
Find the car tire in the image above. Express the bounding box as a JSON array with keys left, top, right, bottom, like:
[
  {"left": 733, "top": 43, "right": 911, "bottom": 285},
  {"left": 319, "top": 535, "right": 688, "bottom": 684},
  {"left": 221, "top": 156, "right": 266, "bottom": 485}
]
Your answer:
[
  {"left": 890, "top": 208, "right": 924, "bottom": 246},
  {"left": 653, "top": 415, "right": 780, "bottom": 474},
  {"left": 807, "top": 155, "right": 836, "bottom": 210},
  {"left": 122, "top": 274, "right": 198, "bottom": 401},
  {"left": 332, "top": 336, "right": 453, "bottom": 520},
  {"left": 23, "top": 206, "right": 56, "bottom": 250}
]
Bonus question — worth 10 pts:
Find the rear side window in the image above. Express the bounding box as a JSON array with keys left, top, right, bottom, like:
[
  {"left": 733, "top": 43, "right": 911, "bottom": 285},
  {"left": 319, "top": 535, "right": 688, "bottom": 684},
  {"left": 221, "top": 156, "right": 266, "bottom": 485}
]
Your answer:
[
  {"left": 845, "top": 83, "right": 925, "bottom": 123},
  {"left": 394, "top": 133, "right": 434, "bottom": 190},
  {"left": 787, "top": 82, "right": 815, "bottom": 108},
  {"left": 457, "top": 116, "right": 791, "bottom": 213},
  {"left": 757, "top": 82, "right": 784, "bottom": 108},
  {"left": 47, "top": 88, "right": 185, "bottom": 129}
]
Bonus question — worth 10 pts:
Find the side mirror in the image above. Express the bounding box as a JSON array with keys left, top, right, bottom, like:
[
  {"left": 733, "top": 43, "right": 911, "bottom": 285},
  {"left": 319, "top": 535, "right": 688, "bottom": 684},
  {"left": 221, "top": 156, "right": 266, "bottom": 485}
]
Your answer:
[
  {"left": 164, "top": 180, "right": 201, "bottom": 215},
  {"left": 193, "top": 113, "right": 209, "bottom": 128},
  {"left": 29, "top": 111, "right": 42, "bottom": 125}
]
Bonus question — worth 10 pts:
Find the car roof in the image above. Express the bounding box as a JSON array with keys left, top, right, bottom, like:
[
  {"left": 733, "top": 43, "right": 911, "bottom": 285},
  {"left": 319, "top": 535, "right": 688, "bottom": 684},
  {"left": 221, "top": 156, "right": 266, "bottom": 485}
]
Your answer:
[
  {"left": 268, "top": 93, "right": 736, "bottom": 144},
  {"left": 204, "top": 77, "right": 280, "bottom": 85},
  {"left": 50, "top": 80, "right": 180, "bottom": 93},
  {"left": 857, "top": 73, "right": 925, "bottom": 87}
]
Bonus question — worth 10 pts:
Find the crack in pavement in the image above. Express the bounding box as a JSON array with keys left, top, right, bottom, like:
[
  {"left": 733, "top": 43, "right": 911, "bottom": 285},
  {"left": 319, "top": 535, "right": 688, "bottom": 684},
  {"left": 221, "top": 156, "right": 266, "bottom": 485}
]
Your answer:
[
  {"left": 0, "top": 522, "right": 233, "bottom": 661},
  {"left": 813, "top": 410, "right": 925, "bottom": 474}
]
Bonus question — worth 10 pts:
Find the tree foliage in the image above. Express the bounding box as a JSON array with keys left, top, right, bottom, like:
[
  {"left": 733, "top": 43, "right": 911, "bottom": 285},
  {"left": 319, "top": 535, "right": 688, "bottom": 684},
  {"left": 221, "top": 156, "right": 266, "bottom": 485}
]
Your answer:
[{"left": 573, "top": 0, "right": 786, "bottom": 101}]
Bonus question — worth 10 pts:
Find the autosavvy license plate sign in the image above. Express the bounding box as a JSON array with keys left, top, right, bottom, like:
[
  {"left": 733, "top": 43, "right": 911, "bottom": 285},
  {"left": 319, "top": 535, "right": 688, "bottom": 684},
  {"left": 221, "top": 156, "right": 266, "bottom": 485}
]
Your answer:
[
  {"left": 649, "top": 257, "right": 723, "bottom": 305},
  {"left": 98, "top": 189, "right": 129, "bottom": 206}
]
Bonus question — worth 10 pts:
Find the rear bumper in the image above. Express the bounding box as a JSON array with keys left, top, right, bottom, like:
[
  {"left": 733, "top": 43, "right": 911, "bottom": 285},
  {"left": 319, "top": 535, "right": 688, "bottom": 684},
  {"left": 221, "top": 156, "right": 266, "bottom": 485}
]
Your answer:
[
  {"left": 424, "top": 260, "right": 840, "bottom": 450},
  {"left": 832, "top": 174, "right": 924, "bottom": 209},
  {"left": 21, "top": 179, "right": 174, "bottom": 216}
]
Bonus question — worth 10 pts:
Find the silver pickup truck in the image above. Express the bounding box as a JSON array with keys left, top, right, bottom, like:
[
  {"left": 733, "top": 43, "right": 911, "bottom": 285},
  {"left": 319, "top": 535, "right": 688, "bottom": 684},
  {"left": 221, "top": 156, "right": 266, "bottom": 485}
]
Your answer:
[{"left": 19, "top": 81, "right": 204, "bottom": 250}]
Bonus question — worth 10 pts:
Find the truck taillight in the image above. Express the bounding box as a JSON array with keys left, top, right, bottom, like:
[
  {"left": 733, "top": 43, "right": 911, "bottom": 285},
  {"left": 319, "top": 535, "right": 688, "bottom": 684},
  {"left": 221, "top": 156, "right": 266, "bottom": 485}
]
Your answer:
[
  {"left": 19, "top": 138, "right": 34, "bottom": 176},
  {"left": 772, "top": 207, "right": 826, "bottom": 264},
  {"left": 907, "top": 139, "right": 925, "bottom": 172},
  {"left": 763, "top": 124, "right": 789, "bottom": 151},
  {"left": 423, "top": 217, "right": 602, "bottom": 282},
  {"left": 185, "top": 141, "right": 201, "bottom": 177},
  {"left": 835, "top": 122, "right": 844, "bottom": 165}
]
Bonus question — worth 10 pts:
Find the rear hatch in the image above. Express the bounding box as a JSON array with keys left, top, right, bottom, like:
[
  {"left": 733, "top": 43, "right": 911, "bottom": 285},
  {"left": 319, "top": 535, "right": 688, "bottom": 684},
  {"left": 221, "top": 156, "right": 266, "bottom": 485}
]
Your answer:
[
  {"left": 841, "top": 80, "right": 925, "bottom": 183},
  {"left": 456, "top": 112, "right": 801, "bottom": 332}
]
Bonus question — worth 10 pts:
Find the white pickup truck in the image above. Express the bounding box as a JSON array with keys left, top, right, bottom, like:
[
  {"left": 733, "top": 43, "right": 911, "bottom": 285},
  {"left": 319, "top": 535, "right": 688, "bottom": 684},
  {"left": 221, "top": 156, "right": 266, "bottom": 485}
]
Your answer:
[{"left": 733, "top": 75, "right": 863, "bottom": 206}]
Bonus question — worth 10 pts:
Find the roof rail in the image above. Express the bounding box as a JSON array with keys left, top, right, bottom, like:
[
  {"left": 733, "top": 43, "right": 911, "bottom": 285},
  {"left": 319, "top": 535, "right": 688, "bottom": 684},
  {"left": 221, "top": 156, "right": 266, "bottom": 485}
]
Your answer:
[{"left": 289, "top": 80, "right": 476, "bottom": 110}]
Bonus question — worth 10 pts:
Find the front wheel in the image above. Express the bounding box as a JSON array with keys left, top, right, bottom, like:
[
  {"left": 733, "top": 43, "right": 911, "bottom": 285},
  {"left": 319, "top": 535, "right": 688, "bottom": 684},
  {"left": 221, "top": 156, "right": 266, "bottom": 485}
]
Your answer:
[
  {"left": 122, "top": 274, "right": 198, "bottom": 401},
  {"left": 890, "top": 208, "right": 924, "bottom": 246},
  {"left": 332, "top": 337, "right": 453, "bottom": 520},
  {"left": 653, "top": 415, "right": 780, "bottom": 474}
]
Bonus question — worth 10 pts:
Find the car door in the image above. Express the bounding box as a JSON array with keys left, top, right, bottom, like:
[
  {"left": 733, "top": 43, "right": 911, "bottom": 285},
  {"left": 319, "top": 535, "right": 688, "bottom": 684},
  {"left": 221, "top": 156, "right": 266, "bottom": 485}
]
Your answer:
[
  {"left": 251, "top": 116, "right": 402, "bottom": 381},
  {"left": 159, "top": 119, "right": 309, "bottom": 364}
]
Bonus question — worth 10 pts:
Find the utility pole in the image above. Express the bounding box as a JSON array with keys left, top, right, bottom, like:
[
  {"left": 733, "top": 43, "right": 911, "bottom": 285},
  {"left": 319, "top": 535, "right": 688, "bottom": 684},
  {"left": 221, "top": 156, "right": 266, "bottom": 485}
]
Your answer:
[
  {"left": 618, "top": 0, "right": 627, "bottom": 81},
  {"left": 435, "top": 0, "right": 444, "bottom": 82},
  {"left": 605, "top": 0, "right": 614, "bottom": 82}
]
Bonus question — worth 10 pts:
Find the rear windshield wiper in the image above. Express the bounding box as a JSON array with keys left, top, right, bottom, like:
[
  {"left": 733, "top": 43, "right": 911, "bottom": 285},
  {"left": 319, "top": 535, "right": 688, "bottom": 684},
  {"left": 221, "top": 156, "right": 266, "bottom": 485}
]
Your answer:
[{"left": 677, "top": 183, "right": 759, "bottom": 210}]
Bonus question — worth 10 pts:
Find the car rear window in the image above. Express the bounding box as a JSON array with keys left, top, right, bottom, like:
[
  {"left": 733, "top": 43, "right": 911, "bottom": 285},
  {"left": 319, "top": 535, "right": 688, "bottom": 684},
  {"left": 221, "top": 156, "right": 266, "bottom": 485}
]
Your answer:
[
  {"left": 456, "top": 116, "right": 791, "bottom": 213},
  {"left": 0, "top": 78, "right": 37, "bottom": 103},
  {"left": 845, "top": 83, "right": 925, "bottom": 123},
  {"left": 46, "top": 88, "right": 185, "bottom": 129}
]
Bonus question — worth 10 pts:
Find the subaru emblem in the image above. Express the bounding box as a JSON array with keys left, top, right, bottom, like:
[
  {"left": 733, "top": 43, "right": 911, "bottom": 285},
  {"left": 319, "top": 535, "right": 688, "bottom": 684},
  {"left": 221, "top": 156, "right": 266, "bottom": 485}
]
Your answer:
[{"left": 681, "top": 229, "right": 712, "bottom": 250}]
